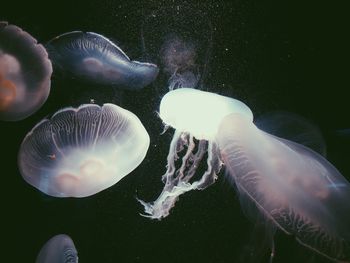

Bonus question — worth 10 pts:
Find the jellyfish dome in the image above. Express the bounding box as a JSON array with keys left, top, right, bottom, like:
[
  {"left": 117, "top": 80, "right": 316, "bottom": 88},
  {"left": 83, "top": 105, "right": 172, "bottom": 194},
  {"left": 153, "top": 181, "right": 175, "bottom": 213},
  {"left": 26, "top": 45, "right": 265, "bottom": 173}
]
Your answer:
[
  {"left": 138, "top": 88, "right": 253, "bottom": 219},
  {"left": 0, "top": 21, "right": 52, "bottom": 121},
  {"left": 18, "top": 103, "right": 150, "bottom": 197},
  {"left": 46, "top": 31, "right": 159, "bottom": 89},
  {"left": 217, "top": 113, "right": 350, "bottom": 262},
  {"left": 36, "top": 234, "right": 78, "bottom": 263}
]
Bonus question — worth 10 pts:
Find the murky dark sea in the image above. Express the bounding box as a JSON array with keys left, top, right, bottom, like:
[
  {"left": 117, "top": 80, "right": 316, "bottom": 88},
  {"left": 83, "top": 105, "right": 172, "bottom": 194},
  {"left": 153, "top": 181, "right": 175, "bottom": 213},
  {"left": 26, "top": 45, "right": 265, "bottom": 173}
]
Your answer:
[{"left": 2, "top": 0, "right": 349, "bottom": 262}]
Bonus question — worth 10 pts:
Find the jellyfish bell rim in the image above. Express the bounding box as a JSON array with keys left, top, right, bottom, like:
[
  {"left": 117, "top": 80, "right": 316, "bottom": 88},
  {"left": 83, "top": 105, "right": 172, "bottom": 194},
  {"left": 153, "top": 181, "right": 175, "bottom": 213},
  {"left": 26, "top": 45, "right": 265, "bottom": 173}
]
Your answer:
[
  {"left": 46, "top": 30, "right": 159, "bottom": 69},
  {"left": 47, "top": 31, "right": 131, "bottom": 62},
  {"left": 45, "top": 30, "right": 159, "bottom": 89},
  {"left": 36, "top": 234, "right": 78, "bottom": 263},
  {"left": 18, "top": 103, "right": 150, "bottom": 198},
  {"left": 159, "top": 88, "right": 254, "bottom": 141}
]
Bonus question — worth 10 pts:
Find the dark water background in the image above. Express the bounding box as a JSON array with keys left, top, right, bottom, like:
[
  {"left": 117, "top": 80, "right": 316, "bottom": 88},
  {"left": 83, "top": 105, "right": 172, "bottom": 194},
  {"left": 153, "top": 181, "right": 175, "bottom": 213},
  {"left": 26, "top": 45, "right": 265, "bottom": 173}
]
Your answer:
[{"left": 1, "top": 0, "right": 349, "bottom": 262}]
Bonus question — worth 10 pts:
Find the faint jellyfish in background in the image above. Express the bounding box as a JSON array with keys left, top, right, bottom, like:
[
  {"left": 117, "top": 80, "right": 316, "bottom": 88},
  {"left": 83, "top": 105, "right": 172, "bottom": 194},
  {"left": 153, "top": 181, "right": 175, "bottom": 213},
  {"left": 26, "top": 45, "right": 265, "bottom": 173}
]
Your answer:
[
  {"left": 216, "top": 113, "right": 350, "bottom": 262},
  {"left": 46, "top": 31, "right": 159, "bottom": 89},
  {"left": 18, "top": 103, "right": 150, "bottom": 197},
  {"left": 141, "top": 3, "right": 213, "bottom": 90},
  {"left": 0, "top": 21, "right": 52, "bottom": 121},
  {"left": 36, "top": 234, "right": 78, "bottom": 263},
  {"left": 137, "top": 88, "right": 253, "bottom": 219},
  {"left": 255, "top": 111, "right": 327, "bottom": 157}
]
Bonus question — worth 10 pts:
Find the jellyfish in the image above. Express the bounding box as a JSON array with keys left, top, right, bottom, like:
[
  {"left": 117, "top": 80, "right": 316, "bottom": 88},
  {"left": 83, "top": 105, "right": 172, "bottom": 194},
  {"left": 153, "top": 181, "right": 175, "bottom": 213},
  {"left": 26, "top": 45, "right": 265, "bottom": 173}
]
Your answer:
[
  {"left": 141, "top": 3, "right": 213, "bottom": 90},
  {"left": 0, "top": 21, "right": 52, "bottom": 121},
  {"left": 46, "top": 31, "right": 159, "bottom": 89},
  {"left": 18, "top": 103, "right": 150, "bottom": 197},
  {"left": 217, "top": 113, "right": 350, "bottom": 262},
  {"left": 36, "top": 234, "right": 78, "bottom": 263},
  {"left": 138, "top": 88, "right": 253, "bottom": 219},
  {"left": 255, "top": 111, "right": 327, "bottom": 156}
]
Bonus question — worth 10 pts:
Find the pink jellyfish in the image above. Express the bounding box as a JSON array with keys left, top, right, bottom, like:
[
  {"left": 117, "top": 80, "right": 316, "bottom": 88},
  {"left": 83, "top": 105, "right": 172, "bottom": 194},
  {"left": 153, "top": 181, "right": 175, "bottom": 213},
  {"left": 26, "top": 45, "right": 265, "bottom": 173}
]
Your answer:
[
  {"left": 0, "top": 22, "right": 52, "bottom": 121},
  {"left": 217, "top": 113, "right": 350, "bottom": 262}
]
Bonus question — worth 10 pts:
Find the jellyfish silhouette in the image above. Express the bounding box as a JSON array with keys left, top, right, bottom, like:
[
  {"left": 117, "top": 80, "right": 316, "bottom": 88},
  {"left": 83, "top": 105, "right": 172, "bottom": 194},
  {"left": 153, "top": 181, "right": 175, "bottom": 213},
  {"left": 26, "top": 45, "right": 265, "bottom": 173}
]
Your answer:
[
  {"left": 46, "top": 31, "right": 159, "bottom": 89},
  {"left": 141, "top": 3, "right": 213, "bottom": 90},
  {"left": 0, "top": 21, "right": 52, "bottom": 121},
  {"left": 18, "top": 103, "right": 150, "bottom": 197},
  {"left": 36, "top": 234, "right": 78, "bottom": 263},
  {"left": 217, "top": 113, "right": 350, "bottom": 262},
  {"left": 255, "top": 111, "right": 327, "bottom": 157},
  {"left": 138, "top": 88, "right": 253, "bottom": 219}
]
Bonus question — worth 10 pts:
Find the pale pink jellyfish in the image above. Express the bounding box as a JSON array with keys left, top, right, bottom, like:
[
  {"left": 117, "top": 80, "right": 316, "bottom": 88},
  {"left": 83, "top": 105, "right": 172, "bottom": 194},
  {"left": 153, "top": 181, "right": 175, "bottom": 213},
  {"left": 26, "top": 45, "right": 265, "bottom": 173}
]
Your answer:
[
  {"left": 138, "top": 88, "right": 253, "bottom": 219},
  {"left": 0, "top": 22, "right": 52, "bottom": 121},
  {"left": 217, "top": 113, "right": 350, "bottom": 262},
  {"left": 18, "top": 103, "right": 150, "bottom": 197},
  {"left": 36, "top": 234, "right": 78, "bottom": 263}
]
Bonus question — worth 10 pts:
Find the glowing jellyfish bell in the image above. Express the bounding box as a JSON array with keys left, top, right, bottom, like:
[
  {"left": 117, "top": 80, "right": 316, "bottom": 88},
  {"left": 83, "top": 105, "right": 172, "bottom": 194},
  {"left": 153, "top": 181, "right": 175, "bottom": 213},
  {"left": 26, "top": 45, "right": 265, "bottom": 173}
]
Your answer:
[
  {"left": 36, "top": 234, "right": 78, "bottom": 263},
  {"left": 46, "top": 31, "right": 159, "bottom": 89},
  {"left": 0, "top": 21, "right": 52, "bottom": 121},
  {"left": 217, "top": 114, "right": 350, "bottom": 262},
  {"left": 138, "top": 88, "right": 253, "bottom": 219},
  {"left": 18, "top": 103, "right": 150, "bottom": 197}
]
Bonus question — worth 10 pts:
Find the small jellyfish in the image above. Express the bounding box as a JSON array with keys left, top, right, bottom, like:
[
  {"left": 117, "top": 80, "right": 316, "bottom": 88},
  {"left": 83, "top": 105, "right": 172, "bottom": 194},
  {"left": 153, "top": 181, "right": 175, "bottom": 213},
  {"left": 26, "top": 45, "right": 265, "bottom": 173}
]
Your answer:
[
  {"left": 138, "top": 88, "right": 253, "bottom": 219},
  {"left": 18, "top": 103, "right": 150, "bottom": 197},
  {"left": 46, "top": 31, "right": 159, "bottom": 89},
  {"left": 141, "top": 3, "right": 213, "bottom": 90},
  {"left": 0, "top": 21, "right": 52, "bottom": 121},
  {"left": 36, "top": 234, "right": 78, "bottom": 263},
  {"left": 217, "top": 113, "right": 350, "bottom": 262},
  {"left": 255, "top": 111, "right": 327, "bottom": 156}
]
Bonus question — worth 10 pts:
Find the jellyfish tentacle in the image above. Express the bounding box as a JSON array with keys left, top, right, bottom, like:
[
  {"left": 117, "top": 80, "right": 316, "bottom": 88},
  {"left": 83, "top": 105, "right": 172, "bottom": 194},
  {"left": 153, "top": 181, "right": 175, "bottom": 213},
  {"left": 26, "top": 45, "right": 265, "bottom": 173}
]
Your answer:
[
  {"left": 176, "top": 134, "right": 195, "bottom": 181},
  {"left": 183, "top": 139, "right": 207, "bottom": 180},
  {"left": 191, "top": 141, "right": 222, "bottom": 190},
  {"left": 161, "top": 130, "right": 182, "bottom": 183},
  {"left": 138, "top": 134, "right": 222, "bottom": 219},
  {"left": 138, "top": 131, "right": 194, "bottom": 219}
]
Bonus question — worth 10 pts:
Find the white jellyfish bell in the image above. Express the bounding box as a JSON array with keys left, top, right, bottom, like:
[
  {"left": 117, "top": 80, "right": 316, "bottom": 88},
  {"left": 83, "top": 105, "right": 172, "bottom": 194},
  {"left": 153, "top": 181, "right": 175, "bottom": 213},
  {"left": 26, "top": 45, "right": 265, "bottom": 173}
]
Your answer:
[
  {"left": 18, "top": 103, "right": 150, "bottom": 198},
  {"left": 138, "top": 88, "right": 253, "bottom": 219}
]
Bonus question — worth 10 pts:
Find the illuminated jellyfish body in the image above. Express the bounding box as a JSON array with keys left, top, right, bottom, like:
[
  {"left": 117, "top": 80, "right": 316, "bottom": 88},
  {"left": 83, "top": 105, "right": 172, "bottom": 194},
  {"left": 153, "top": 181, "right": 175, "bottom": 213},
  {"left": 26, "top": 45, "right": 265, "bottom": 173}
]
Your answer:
[
  {"left": 36, "top": 234, "right": 78, "bottom": 263},
  {"left": 139, "top": 88, "right": 350, "bottom": 261},
  {"left": 141, "top": 3, "right": 212, "bottom": 90},
  {"left": 138, "top": 88, "right": 253, "bottom": 219},
  {"left": 217, "top": 113, "right": 350, "bottom": 262},
  {"left": 18, "top": 103, "right": 150, "bottom": 197},
  {"left": 255, "top": 111, "right": 327, "bottom": 156},
  {"left": 0, "top": 21, "right": 52, "bottom": 121},
  {"left": 46, "top": 31, "right": 159, "bottom": 89}
]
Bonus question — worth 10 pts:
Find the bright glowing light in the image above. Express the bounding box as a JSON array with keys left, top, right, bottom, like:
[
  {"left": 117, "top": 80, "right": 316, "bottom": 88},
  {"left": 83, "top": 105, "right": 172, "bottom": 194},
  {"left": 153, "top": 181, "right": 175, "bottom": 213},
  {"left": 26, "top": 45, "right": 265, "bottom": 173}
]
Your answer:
[{"left": 159, "top": 88, "right": 253, "bottom": 140}]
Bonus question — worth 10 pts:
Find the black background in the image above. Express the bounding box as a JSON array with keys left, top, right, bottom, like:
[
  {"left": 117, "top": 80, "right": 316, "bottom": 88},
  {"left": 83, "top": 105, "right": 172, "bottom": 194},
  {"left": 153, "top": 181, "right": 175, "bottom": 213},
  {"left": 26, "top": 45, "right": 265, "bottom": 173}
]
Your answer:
[{"left": 1, "top": 0, "right": 349, "bottom": 262}]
